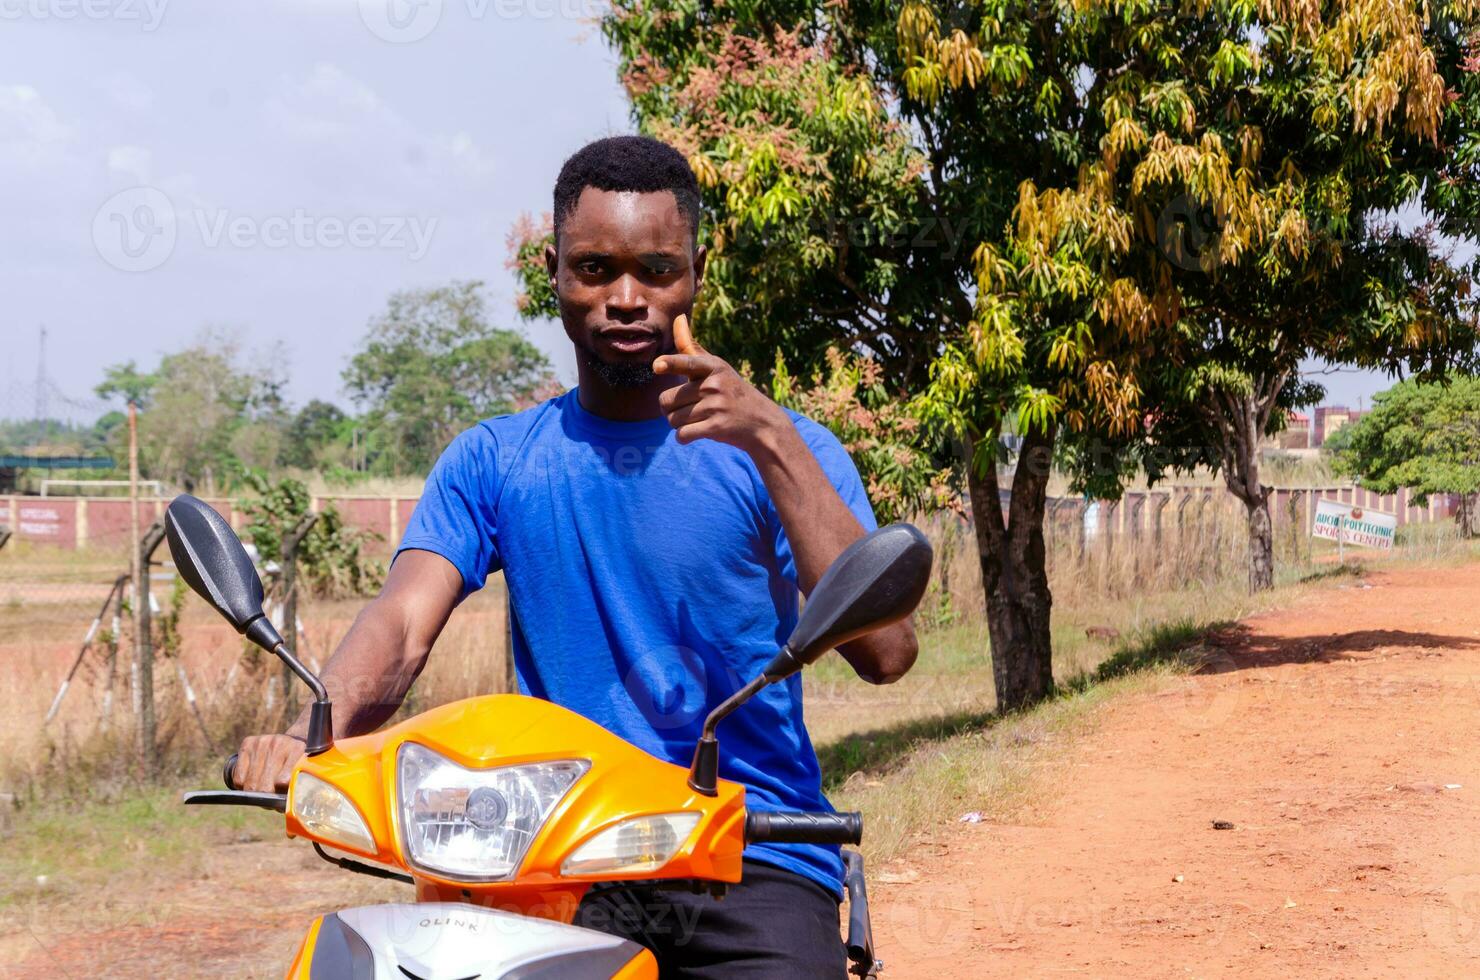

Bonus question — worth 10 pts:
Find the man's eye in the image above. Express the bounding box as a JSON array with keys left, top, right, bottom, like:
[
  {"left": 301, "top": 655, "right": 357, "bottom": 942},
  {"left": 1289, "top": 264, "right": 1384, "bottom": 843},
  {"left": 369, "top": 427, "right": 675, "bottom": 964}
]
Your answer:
[{"left": 576, "top": 261, "right": 604, "bottom": 275}]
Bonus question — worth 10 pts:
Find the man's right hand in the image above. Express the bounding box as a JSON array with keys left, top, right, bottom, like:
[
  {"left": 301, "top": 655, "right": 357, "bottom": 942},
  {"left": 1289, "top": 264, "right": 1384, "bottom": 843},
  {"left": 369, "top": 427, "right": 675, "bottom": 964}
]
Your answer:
[{"left": 233, "top": 734, "right": 306, "bottom": 793}]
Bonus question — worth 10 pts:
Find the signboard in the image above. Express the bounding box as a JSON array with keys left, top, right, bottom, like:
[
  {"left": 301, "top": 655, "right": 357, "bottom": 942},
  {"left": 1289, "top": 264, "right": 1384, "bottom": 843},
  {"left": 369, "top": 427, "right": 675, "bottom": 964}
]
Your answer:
[{"left": 1312, "top": 499, "right": 1396, "bottom": 550}]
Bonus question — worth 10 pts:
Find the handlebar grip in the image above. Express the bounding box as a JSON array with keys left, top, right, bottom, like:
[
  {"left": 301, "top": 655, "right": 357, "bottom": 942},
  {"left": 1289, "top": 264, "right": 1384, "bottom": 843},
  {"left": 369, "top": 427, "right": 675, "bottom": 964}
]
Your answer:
[
  {"left": 223, "top": 753, "right": 240, "bottom": 791},
  {"left": 745, "top": 810, "right": 862, "bottom": 845}
]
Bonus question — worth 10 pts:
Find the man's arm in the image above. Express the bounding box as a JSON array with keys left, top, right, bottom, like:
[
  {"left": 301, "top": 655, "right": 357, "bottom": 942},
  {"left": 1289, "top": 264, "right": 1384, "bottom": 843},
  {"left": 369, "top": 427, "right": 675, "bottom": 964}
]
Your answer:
[
  {"left": 655, "top": 315, "right": 919, "bottom": 684},
  {"left": 232, "top": 550, "right": 464, "bottom": 792},
  {"left": 745, "top": 425, "right": 919, "bottom": 683}
]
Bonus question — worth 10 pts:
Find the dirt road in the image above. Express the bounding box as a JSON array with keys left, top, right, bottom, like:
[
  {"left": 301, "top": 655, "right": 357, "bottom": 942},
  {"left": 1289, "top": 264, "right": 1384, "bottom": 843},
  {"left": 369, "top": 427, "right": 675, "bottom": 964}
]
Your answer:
[{"left": 872, "top": 562, "right": 1480, "bottom": 977}]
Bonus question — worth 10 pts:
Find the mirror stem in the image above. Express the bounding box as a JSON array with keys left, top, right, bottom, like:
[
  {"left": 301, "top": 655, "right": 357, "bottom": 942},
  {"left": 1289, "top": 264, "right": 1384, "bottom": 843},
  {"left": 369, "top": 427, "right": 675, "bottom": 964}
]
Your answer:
[
  {"left": 688, "top": 673, "right": 771, "bottom": 796},
  {"left": 269, "top": 640, "right": 333, "bottom": 756}
]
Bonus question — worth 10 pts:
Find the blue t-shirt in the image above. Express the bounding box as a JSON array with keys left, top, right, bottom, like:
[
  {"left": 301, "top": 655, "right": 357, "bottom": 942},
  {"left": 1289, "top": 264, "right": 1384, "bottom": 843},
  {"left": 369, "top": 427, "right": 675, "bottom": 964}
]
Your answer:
[{"left": 396, "top": 388, "right": 877, "bottom": 896}]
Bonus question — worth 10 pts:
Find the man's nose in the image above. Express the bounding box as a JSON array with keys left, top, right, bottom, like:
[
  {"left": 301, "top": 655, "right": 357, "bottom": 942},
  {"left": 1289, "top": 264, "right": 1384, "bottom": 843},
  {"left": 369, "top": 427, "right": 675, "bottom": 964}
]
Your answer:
[{"left": 606, "top": 273, "right": 648, "bottom": 321}]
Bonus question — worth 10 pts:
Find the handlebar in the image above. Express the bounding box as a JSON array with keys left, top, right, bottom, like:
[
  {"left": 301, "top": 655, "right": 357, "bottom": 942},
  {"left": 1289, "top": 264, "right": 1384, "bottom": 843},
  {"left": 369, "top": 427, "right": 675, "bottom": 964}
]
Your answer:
[
  {"left": 745, "top": 810, "right": 862, "bottom": 846},
  {"left": 180, "top": 753, "right": 287, "bottom": 811}
]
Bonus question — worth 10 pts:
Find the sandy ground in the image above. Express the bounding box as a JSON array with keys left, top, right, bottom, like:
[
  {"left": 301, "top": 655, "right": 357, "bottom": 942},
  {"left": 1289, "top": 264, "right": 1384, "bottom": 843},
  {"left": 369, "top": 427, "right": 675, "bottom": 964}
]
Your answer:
[
  {"left": 7, "top": 562, "right": 1480, "bottom": 977},
  {"left": 872, "top": 562, "right": 1480, "bottom": 978}
]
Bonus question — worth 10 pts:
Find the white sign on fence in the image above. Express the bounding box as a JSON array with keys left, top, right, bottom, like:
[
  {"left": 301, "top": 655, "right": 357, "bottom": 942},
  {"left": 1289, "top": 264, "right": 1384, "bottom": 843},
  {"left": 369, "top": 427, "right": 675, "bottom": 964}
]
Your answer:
[{"left": 1312, "top": 499, "right": 1397, "bottom": 551}]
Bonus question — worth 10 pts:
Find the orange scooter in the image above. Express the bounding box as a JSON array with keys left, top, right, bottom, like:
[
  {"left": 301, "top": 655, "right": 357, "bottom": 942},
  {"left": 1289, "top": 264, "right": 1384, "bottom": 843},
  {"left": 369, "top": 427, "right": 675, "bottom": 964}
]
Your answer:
[{"left": 164, "top": 494, "right": 931, "bottom": 979}]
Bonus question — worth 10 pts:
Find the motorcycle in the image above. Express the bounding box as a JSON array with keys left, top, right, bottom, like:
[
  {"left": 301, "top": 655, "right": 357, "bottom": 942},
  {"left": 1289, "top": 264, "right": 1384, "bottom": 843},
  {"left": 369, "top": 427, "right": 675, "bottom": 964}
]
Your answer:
[{"left": 164, "top": 493, "right": 932, "bottom": 979}]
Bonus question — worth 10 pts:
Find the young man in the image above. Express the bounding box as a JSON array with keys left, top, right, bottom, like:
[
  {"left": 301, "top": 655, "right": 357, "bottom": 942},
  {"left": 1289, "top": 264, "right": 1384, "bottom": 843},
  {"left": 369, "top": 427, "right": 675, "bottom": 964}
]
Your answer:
[{"left": 233, "top": 135, "right": 917, "bottom": 976}]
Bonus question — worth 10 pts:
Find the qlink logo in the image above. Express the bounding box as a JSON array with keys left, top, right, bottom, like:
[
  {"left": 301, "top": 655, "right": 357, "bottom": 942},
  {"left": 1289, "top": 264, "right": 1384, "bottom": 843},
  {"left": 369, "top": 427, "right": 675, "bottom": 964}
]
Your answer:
[
  {"left": 0, "top": 0, "right": 169, "bottom": 31},
  {"left": 92, "top": 186, "right": 440, "bottom": 272}
]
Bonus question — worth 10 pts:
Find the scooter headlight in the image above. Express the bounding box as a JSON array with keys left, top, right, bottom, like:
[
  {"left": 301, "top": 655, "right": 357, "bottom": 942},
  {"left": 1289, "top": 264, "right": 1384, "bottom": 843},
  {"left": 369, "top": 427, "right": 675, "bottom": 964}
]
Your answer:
[
  {"left": 397, "top": 742, "right": 588, "bottom": 881},
  {"left": 562, "top": 812, "right": 701, "bottom": 877},
  {"left": 291, "top": 772, "right": 377, "bottom": 855}
]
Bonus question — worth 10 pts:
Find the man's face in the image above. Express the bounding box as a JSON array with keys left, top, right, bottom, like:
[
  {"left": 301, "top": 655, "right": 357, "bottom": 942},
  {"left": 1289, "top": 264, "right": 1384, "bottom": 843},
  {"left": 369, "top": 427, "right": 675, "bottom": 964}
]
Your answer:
[{"left": 546, "top": 188, "right": 706, "bottom": 387}]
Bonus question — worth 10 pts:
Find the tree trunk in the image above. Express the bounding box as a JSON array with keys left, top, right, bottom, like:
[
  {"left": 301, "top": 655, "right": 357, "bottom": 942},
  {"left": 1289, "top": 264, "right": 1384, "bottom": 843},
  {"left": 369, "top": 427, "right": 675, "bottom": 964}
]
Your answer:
[
  {"left": 965, "top": 422, "right": 1057, "bottom": 712},
  {"left": 1206, "top": 382, "right": 1282, "bottom": 594},
  {"left": 1459, "top": 492, "right": 1478, "bottom": 539},
  {"left": 1244, "top": 494, "right": 1275, "bottom": 591}
]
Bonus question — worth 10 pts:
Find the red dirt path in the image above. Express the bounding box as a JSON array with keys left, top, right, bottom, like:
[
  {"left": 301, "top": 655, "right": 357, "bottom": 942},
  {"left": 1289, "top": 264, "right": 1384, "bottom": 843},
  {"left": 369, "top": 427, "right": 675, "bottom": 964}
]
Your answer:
[{"left": 872, "top": 562, "right": 1480, "bottom": 977}]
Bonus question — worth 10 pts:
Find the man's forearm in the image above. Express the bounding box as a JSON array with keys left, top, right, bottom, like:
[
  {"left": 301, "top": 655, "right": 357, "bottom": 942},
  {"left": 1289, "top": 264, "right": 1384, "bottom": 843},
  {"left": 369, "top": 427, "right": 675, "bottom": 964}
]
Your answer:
[
  {"left": 285, "top": 600, "right": 427, "bottom": 740},
  {"left": 746, "top": 420, "right": 919, "bottom": 683}
]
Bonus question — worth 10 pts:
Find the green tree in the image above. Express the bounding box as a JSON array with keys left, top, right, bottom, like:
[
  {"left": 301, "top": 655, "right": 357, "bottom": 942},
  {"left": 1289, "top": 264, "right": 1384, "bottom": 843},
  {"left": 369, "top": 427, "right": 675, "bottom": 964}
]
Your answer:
[
  {"left": 1332, "top": 378, "right": 1480, "bottom": 536},
  {"left": 344, "top": 281, "right": 557, "bottom": 474},
  {"left": 280, "top": 399, "right": 349, "bottom": 470},
  {"left": 97, "top": 332, "right": 288, "bottom": 493},
  {"left": 239, "top": 472, "right": 385, "bottom": 598},
  {"left": 771, "top": 347, "right": 961, "bottom": 524},
  {"left": 95, "top": 360, "right": 158, "bottom": 408},
  {"left": 1024, "top": 0, "right": 1480, "bottom": 592},
  {"left": 511, "top": 0, "right": 1480, "bottom": 707}
]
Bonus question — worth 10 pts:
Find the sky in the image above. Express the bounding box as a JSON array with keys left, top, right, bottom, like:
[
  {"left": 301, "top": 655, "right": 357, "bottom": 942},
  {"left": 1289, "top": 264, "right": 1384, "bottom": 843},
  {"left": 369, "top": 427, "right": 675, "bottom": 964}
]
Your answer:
[
  {"left": 1, "top": 0, "right": 1398, "bottom": 425},
  {"left": 1, "top": 0, "right": 627, "bottom": 422}
]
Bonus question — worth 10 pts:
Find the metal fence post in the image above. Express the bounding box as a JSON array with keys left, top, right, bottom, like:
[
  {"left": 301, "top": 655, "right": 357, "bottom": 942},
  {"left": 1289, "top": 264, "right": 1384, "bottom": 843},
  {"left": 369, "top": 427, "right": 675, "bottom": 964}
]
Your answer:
[
  {"left": 135, "top": 518, "right": 166, "bottom": 769},
  {"left": 278, "top": 512, "right": 319, "bottom": 726}
]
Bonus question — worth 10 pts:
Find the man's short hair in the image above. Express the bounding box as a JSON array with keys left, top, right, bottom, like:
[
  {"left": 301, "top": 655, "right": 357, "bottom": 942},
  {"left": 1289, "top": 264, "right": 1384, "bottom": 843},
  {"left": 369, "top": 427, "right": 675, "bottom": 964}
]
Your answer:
[{"left": 553, "top": 135, "right": 701, "bottom": 248}]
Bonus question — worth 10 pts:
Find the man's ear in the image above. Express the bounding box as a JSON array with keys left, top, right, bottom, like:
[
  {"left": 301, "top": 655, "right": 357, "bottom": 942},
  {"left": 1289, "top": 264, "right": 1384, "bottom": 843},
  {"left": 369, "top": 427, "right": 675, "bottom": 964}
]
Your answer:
[
  {"left": 693, "top": 242, "right": 707, "bottom": 292},
  {"left": 544, "top": 242, "right": 559, "bottom": 291}
]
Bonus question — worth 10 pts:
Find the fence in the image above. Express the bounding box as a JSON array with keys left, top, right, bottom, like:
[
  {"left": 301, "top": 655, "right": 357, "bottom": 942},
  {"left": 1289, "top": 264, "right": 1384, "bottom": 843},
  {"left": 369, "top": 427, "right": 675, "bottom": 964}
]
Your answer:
[
  {"left": 0, "top": 494, "right": 421, "bottom": 553},
  {"left": 0, "top": 482, "right": 1463, "bottom": 793},
  {"left": 0, "top": 484, "right": 1458, "bottom": 555}
]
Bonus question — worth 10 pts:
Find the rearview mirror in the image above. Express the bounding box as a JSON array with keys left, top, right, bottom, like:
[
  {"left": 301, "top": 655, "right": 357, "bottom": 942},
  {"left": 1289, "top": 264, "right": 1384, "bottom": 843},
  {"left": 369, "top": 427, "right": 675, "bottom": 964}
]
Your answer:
[
  {"left": 765, "top": 523, "right": 933, "bottom": 681},
  {"left": 165, "top": 494, "right": 284, "bottom": 651},
  {"left": 164, "top": 493, "right": 334, "bottom": 754},
  {"left": 689, "top": 522, "right": 934, "bottom": 794}
]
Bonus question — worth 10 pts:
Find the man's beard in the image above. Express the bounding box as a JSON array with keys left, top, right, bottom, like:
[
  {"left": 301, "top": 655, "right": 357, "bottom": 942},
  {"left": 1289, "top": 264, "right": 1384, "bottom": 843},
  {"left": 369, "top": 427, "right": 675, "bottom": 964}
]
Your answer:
[{"left": 579, "top": 341, "right": 660, "bottom": 388}]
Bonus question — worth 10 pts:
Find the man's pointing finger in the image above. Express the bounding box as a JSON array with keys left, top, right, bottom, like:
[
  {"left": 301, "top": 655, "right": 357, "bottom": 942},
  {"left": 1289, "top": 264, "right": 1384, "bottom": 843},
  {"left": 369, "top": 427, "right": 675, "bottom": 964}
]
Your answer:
[{"left": 653, "top": 353, "right": 717, "bottom": 378}]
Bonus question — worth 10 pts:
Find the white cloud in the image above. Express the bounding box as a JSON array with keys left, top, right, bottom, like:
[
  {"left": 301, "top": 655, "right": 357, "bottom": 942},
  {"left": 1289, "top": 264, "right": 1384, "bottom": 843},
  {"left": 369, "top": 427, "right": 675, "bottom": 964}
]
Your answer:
[
  {"left": 100, "top": 73, "right": 155, "bottom": 114},
  {"left": 262, "top": 63, "right": 497, "bottom": 185},
  {"left": 107, "top": 145, "right": 153, "bottom": 183},
  {"left": 264, "top": 63, "right": 395, "bottom": 141},
  {"left": 0, "top": 85, "right": 74, "bottom": 169}
]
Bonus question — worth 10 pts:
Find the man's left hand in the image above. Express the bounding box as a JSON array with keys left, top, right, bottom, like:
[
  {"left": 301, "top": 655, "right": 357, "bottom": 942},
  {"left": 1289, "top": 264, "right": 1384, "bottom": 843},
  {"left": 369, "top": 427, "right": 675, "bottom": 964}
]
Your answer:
[{"left": 654, "top": 314, "right": 790, "bottom": 452}]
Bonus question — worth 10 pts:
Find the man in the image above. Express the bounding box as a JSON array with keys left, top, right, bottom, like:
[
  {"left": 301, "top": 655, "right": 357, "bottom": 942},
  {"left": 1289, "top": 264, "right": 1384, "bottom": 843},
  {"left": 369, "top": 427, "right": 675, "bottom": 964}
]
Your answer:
[{"left": 234, "top": 134, "right": 918, "bottom": 977}]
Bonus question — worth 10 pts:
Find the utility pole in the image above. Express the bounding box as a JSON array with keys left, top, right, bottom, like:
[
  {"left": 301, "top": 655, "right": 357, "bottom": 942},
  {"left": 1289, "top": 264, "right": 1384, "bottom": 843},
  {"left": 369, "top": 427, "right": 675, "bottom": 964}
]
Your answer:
[
  {"left": 127, "top": 397, "right": 154, "bottom": 767},
  {"left": 34, "top": 325, "right": 48, "bottom": 428}
]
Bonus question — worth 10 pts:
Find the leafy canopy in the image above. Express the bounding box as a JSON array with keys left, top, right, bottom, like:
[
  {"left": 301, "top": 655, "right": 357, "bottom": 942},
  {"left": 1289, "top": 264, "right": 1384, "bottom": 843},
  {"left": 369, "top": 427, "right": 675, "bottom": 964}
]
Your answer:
[
  {"left": 1332, "top": 377, "right": 1480, "bottom": 503},
  {"left": 343, "top": 280, "right": 557, "bottom": 474}
]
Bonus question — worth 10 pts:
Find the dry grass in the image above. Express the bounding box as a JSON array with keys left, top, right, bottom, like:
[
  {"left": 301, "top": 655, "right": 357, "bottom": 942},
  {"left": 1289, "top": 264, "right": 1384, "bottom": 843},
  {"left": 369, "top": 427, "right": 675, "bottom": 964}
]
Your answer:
[{"left": 0, "top": 583, "right": 510, "bottom": 803}]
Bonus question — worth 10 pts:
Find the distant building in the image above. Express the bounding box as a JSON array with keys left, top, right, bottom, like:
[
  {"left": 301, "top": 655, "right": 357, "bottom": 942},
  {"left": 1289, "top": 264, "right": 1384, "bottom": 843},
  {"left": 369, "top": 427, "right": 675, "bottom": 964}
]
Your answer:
[
  {"left": 1312, "top": 406, "right": 1364, "bottom": 448},
  {"left": 1261, "top": 410, "right": 1312, "bottom": 450},
  {"left": 1280, "top": 411, "right": 1311, "bottom": 450}
]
